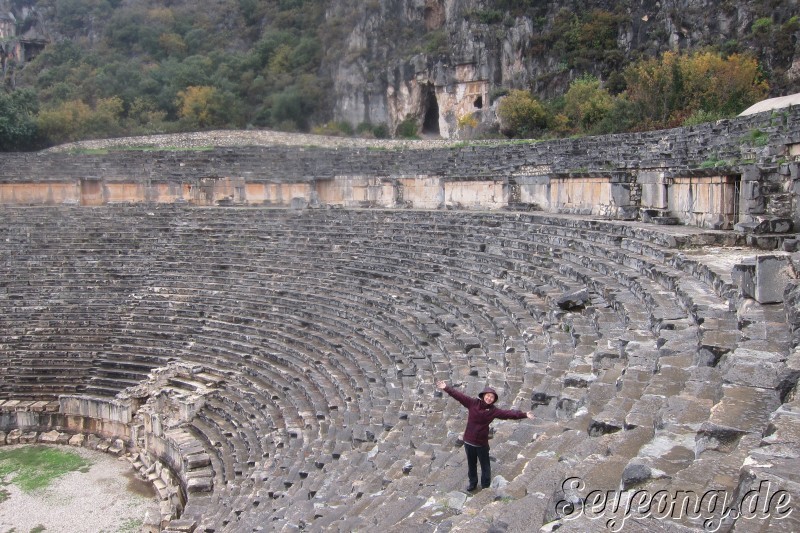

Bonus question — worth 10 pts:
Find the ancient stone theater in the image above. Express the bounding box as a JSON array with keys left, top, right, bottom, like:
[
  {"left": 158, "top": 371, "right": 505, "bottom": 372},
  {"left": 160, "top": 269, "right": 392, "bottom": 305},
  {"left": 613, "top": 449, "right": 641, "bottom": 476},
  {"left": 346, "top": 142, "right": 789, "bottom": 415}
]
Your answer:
[{"left": 1, "top": 107, "right": 800, "bottom": 532}]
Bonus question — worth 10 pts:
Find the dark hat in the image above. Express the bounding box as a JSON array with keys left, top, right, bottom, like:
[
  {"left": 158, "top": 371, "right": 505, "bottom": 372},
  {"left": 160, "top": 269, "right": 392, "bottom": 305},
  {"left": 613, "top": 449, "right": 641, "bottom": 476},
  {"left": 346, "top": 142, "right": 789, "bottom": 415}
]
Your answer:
[{"left": 478, "top": 386, "right": 498, "bottom": 401}]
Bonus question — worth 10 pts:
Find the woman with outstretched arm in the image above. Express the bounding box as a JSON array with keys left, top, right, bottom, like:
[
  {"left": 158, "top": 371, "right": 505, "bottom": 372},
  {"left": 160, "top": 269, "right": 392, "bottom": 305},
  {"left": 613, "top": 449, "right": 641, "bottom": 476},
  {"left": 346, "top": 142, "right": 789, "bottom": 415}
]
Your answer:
[{"left": 437, "top": 380, "right": 534, "bottom": 491}]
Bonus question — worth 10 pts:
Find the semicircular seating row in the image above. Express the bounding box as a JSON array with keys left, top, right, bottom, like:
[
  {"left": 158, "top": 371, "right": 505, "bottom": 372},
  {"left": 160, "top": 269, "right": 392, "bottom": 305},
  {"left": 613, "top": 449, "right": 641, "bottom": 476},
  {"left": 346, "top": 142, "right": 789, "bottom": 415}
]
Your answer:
[{"left": 0, "top": 206, "right": 791, "bottom": 532}]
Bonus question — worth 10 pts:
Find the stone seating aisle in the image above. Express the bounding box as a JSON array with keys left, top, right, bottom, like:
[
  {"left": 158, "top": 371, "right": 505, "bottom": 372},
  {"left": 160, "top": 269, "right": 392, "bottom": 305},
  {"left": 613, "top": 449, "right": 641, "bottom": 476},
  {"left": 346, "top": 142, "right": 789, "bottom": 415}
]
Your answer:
[{"left": 0, "top": 206, "right": 794, "bottom": 533}]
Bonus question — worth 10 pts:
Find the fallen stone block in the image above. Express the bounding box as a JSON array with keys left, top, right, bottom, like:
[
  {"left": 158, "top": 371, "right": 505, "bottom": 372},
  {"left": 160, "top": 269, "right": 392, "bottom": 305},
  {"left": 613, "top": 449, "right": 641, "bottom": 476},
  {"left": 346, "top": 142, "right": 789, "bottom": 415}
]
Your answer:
[
  {"left": 755, "top": 255, "right": 796, "bottom": 304},
  {"left": 20, "top": 431, "right": 38, "bottom": 444},
  {"left": 109, "top": 438, "right": 125, "bottom": 455},
  {"left": 446, "top": 491, "right": 467, "bottom": 511},
  {"left": 69, "top": 433, "right": 85, "bottom": 447},
  {"left": 85, "top": 434, "right": 101, "bottom": 449},
  {"left": 38, "top": 430, "right": 61, "bottom": 444},
  {"left": 588, "top": 419, "right": 623, "bottom": 437},
  {"left": 720, "top": 348, "right": 789, "bottom": 389},
  {"left": 556, "top": 288, "right": 589, "bottom": 310},
  {"left": 6, "top": 429, "right": 21, "bottom": 445}
]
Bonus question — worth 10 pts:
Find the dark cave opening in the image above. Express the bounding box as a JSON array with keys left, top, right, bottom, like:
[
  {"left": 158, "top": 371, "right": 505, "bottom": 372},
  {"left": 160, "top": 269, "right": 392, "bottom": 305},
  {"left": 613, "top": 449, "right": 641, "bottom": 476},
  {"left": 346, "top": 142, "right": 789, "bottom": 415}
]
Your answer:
[{"left": 421, "top": 85, "right": 440, "bottom": 136}]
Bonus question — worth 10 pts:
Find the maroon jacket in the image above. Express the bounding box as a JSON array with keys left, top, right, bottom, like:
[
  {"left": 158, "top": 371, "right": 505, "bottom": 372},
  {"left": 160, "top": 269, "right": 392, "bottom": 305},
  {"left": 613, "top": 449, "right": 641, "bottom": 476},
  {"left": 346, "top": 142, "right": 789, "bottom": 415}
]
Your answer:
[{"left": 443, "top": 385, "right": 527, "bottom": 447}]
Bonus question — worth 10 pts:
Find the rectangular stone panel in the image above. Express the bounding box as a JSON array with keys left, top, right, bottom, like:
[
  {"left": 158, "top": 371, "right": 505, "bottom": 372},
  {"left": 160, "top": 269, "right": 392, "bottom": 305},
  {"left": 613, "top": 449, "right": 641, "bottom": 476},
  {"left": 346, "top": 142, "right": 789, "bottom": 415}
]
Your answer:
[
  {"left": 398, "top": 176, "right": 443, "bottom": 209},
  {"left": 638, "top": 170, "right": 668, "bottom": 209},
  {"left": 316, "top": 175, "right": 393, "bottom": 207},
  {"left": 668, "top": 175, "right": 738, "bottom": 229},
  {"left": 0, "top": 182, "right": 79, "bottom": 205},
  {"left": 105, "top": 182, "right": 148, "bottom": 203},
  {"left": 246, "top": 182, "right": 312, "bottom": 206},
  {"left": 549, "top": 176, "right": 612, "bottom": 215},
  {"left": 444, "top": 180, "right": 507, "bottom": 209}
]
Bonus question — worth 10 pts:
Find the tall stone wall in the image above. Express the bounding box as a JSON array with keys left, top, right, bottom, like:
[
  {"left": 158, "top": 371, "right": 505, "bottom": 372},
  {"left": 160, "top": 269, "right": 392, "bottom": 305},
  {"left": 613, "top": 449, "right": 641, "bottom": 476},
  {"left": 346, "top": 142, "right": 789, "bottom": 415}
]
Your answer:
[{"left": 1, "top": 107, "right": 800, "bottom": 233}]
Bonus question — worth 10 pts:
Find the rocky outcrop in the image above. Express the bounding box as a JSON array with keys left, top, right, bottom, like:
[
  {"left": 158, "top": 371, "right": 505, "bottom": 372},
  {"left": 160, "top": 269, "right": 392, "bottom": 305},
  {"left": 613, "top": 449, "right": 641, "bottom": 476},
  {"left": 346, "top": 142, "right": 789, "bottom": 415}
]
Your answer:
[
  {"left": 0, "top": 0, "right": 49, "bottom": 86},
  {"left": 324, "top": 0, "right": 800, "bottom": 138}
]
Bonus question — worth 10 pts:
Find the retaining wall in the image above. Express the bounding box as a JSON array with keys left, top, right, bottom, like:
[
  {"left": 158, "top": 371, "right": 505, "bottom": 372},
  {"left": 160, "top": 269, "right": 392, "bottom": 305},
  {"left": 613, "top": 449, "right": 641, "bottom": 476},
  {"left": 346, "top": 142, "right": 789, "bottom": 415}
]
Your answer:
[{"left": 1, "top": 107, "right": 800, "bottom": 230}]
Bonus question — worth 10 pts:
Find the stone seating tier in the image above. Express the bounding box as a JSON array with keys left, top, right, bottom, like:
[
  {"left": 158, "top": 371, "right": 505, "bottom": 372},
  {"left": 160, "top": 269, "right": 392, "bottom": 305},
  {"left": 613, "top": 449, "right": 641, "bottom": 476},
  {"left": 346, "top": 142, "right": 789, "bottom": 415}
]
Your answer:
[{"left": 0, "top": 206, "right": 794, "bottom": 532}]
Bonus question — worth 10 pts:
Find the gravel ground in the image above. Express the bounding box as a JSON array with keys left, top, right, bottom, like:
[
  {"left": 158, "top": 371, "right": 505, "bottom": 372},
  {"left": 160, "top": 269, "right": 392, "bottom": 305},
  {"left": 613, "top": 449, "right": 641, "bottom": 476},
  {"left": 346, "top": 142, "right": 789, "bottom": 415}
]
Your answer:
[
  {"left": 0, "top": 445, "right": 159, "bottom": 533},
  {"left": 42, "top": 129, "right": 514, "bottom": 153}
]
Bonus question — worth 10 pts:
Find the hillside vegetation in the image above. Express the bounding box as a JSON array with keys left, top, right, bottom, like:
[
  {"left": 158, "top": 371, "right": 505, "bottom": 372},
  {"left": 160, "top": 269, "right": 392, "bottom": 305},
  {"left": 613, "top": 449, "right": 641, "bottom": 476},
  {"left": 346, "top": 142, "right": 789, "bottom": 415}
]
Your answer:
[{"left": 0, "top": 0, "right": 796, "bottom": 149}]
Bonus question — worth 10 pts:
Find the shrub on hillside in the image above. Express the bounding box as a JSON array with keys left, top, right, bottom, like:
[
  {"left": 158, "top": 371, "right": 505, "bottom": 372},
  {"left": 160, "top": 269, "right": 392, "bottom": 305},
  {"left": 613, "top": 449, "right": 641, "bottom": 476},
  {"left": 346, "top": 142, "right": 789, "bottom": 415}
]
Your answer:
[{"left": 497, "top": 89, "right": 549, "bottom": 138}]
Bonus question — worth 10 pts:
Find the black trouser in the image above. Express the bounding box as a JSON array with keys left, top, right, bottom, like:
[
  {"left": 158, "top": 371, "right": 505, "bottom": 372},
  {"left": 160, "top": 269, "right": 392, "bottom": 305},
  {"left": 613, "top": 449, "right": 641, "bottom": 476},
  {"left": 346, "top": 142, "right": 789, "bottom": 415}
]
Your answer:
[{"left": 465, "top": 443, "right": 491, "bottom": 488}]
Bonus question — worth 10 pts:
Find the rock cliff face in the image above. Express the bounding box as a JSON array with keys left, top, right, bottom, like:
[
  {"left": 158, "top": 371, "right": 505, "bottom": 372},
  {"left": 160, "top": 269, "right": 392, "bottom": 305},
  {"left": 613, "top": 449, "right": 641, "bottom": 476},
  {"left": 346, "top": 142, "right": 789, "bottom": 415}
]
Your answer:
[
  {"left": 324, "top": 0, "right": 800, "bottom": 139},
  {"left": 0, "top": 0, "right": 48, "bottom": 86}
]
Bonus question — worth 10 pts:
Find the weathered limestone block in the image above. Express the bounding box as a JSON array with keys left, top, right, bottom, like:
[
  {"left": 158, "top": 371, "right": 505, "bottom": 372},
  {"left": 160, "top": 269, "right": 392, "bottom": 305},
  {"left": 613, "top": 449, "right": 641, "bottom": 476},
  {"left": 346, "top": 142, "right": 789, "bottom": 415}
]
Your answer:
[
  {"left": 186, "top": 475, "right": 213, "bottom": 493},
  {"left": 85, "top": 433, "right": 101, "bottom": 449},
  {"left": 6, "top": 429, "right": 21, "bottom": 445},
  {"left": 620, "top": 462, "right": 655, "bottom": 489},
  {"left": 290, "top": 197, "right": 308, "bottom": 210},
  {"left": 707, "top": 385, "right": 781, "bottom": 434},
  {"left": 755, "top": 255, "right": 796, "bottom": 304},
  {"left": 556, "top": 288, "right": 589, "bottom": 310},
  {"left": 109, "top": 438, "right": 125, "bottom": 455},
  {"left": 730, "top": 457, "right": 800, "bottom": 531},
  {"left": 69, "top": 433, "right": 86, "bottom": 447},
  {"left": 720, "top": 348, "right": 788, "bottom": 389},
  {"left": 735, "top": 216, "right": 793, "bottom": 234},
  {"left": 740, "top": 165, "right": 767, "bottom": 217},
  {"left": 762, "top": 401, "right": 800, "bottom": 449},
  {"left": 142, "top": 509, "right": 161, "bottom": 532},
  {"left": 19, "top": 431, "right": 38, "bottom": 444},
  {"left": 185, "top": 452, "right": 211, "bottom": 469},
  {"left": 60, "top": 395, "right": 134, "bottom": 425},
  {"left": 785, "top": 281, "right": 800, "bottom": 346},
  {"left": 163, "top": 518, "right": 196, "bottom": 532},
  {"left": 0, "top": 431, "right": 5, "bottom": 445},
  {"left": 732, "top": 259, "right": 756, "bottom": 298},
  {"left": 734, "top": 254, "right": 796, "bottom": 303},
  {"left": 38, "top": 429, "right": 62, "bottom": 444},
  {"left": 638, "top": 170, "right": 668, "bottom": 210}
]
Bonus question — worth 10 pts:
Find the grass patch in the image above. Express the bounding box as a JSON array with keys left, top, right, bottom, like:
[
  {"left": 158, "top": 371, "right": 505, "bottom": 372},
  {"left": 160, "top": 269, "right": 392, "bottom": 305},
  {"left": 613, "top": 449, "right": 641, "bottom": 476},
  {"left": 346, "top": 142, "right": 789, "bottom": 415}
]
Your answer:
[
  {"left": 747, "top": 128, "right": 770, "bottom": 147},
  {"left": 0, "top": 487, "right": 9, "bottom": 503},
  {"left": 0, "top": 446, "right": 92, "bottom": 492},
  {"left": 30, "top": 526, "right": 47, "bottom": 533},
  {"left": 699, "top": 158, "right": 733, "bottom": 169}
]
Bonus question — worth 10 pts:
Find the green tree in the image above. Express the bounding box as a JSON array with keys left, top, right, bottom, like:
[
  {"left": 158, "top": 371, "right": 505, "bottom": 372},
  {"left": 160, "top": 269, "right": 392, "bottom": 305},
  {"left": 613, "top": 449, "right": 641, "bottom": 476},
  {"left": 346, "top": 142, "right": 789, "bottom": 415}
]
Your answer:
[
  {"left": 0, "top": 89, "right": 39, "bottom": 151},
  {"left": 563, "top": 75, "right": 613, "bottom": 133},
  {"left": 36, "top": 96, "right": 125, "bottom": 145},
  {"left": 622, "top": 50, "right": 767, "bottom": 129},
  {"left": 176, "top": 86, "right": 224, "bottom": 128},
  {"left": 497, "top": 89, "right": 549, "bottom": 138},
  {"left": 36, "top": 99, "right": 93, "bottom": 144}
]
